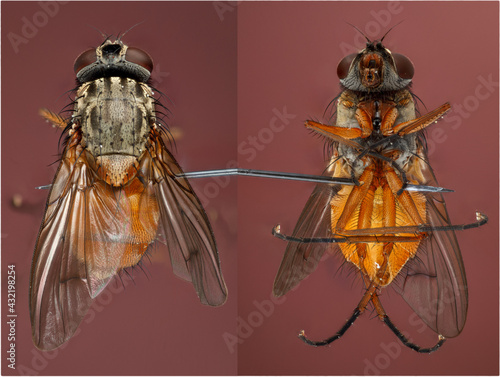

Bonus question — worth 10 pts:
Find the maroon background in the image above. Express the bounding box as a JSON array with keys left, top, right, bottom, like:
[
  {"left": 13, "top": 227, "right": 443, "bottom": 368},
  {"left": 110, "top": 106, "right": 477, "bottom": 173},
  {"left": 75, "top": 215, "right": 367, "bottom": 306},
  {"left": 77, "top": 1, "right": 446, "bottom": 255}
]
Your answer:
[
  {"left": 2, "top": 2, "right": 237, "bottom": 375},
  {"left": 2, "top": 1, "right": 499, "bottom": 376},
  {"left": 238, "top": 1, "right": 499, "bottom": 375}
]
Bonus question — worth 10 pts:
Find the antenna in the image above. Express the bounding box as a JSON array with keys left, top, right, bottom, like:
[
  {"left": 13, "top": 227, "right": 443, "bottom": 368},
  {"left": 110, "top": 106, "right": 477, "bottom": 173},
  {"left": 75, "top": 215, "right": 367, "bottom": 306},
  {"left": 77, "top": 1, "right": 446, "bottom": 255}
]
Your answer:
[
  {"left": 118, "top": 21, "right": 145, "bottom": 41},
  {"left": 87, "top": 24, "right": 108, "bottom": 39},
  {"left": 380, "top": 20, "right": 405, "bottom": 42},
  {"left": 346, "top": 22, "right": 371, "bottom": 43}
]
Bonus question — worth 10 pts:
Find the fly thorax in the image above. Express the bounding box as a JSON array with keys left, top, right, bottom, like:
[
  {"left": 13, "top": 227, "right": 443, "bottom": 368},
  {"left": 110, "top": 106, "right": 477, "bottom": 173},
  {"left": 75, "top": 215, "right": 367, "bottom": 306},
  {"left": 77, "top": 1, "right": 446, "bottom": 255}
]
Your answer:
[
  {"left": 339, "top": 145, "right": 370, "bottom": 176},
  {"left": 388, "top": 135, "right": 417, "bottom": 168},
  {"left": 394, "top": 90, "right": 416, "bottom": 125},
  {"left": 74, "top": 77, "right": 155, "bottom": 186}
]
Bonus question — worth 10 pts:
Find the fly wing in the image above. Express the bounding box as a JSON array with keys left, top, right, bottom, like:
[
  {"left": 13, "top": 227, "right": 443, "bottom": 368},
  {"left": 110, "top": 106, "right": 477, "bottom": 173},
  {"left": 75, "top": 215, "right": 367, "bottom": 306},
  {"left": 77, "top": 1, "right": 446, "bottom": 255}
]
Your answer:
[
  {"left": 30, "top": 147, "right": 130, "bottom": 350},
  {"left": 151, "top": 136, "right": 227, "bottom": 306},
  {"left": 273, "top": 178, "right": 342, "bottom": 297},
  {"left": 393, "top": 144, "right": 467, "bottom": 338}
]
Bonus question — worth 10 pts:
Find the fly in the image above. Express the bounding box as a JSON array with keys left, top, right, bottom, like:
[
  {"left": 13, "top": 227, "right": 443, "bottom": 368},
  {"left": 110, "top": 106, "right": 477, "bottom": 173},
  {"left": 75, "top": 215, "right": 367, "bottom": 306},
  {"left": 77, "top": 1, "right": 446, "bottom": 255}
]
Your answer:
[
  {"left": 271, "top": 29, "right": 487, "bottom": 353},
  {"left": 30, "top": 36, "right": 227, "bottom": 350}
]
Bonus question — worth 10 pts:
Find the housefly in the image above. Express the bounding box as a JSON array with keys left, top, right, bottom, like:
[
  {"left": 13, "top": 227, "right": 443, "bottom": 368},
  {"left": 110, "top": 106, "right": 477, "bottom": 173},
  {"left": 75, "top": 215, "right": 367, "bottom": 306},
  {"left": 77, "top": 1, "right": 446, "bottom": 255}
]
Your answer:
[
  {"left": 272, "top": 31, "right": 487, "bottom": 353},
  {"left": 30, "top": 37, "right": 227, "bottom": 350}
]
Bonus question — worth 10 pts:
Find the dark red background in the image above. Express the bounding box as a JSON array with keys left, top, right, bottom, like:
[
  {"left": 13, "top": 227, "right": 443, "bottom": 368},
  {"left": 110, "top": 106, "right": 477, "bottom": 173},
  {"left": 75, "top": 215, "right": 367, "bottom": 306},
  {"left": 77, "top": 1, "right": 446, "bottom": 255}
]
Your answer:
[
  {"left": 2, "top": 1, "right": 499, "bottom": 376},
  {"left": 238, "top": 1, "right": 498, "bottom": 375},
  {"left": 2, "top": 2, "right": 237, "bottom": 375}
]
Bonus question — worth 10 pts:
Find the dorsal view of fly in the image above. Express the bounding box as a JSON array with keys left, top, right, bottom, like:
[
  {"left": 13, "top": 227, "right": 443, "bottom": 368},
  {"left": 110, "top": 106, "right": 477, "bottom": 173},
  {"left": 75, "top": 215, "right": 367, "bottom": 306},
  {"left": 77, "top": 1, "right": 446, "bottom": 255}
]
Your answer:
[
  {"left": 30, "top": 33, "right": 227, "bottom": 351},
  {"left": 272, "top": 26, "right": 487, "bottom": 353}
]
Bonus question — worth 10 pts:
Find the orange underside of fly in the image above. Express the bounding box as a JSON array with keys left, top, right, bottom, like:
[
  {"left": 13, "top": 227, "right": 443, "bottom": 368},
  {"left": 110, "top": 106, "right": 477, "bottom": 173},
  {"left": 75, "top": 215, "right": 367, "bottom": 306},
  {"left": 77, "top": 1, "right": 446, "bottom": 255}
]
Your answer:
[
  {"left": 300, "top": 94, "right": 449, "bottom": 286},
  {"left": 330, "top": 158, "right": 427, "bottom": 286},
  {"left": 304, "top": 96, "right": 450, "bottom": 288}
]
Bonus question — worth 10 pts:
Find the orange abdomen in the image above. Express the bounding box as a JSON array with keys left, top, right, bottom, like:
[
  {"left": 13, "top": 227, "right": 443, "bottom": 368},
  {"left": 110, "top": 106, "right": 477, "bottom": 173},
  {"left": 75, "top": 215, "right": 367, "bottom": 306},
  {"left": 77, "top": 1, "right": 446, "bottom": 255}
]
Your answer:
[{"left": 330, "top": 161, "right": 427, "bottom": 286}]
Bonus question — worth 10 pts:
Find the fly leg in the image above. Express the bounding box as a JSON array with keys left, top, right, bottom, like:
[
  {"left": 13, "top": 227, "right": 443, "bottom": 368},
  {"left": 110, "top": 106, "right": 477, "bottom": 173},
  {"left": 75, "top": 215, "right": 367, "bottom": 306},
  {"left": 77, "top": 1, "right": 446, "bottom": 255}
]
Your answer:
[
  {"left": 272, "top": 225, "right": 348, "bottom": 244},
  {"left": 356, "top": 103, "right": 451, "bottom": 194},
  {"left": 298, "top": 282, "right": 378, "bottom": 346},
  {"left": 349, "top": 164, "right": 361, "bottom": 187},
  {"left": 346, "top": 104, "right": 411, "bottom": 193},
  {"left": 392, "top": 103, "right": 451, "bottom": 135},
  {"left": 370, "top": 293, "right": 446, "bottom": 354},
  {"left": 273, "top": 212, "right": 487, "bottom": 244},
  {"left": 305, "top": 119, "right": 370, "bottom": 187},
  {"left": 298, "top": 309, "right": 362, "bottom": 346},
  {"left": 39, "top": 108, "right": 68, "bottom": 130}
]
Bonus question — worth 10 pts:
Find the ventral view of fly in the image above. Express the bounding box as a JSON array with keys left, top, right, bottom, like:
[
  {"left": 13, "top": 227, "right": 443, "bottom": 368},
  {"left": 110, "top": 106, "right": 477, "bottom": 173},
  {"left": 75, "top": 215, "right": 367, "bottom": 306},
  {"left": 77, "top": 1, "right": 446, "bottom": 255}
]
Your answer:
[
  {"left": 271, "top": 28, "right": 488, "bottom": 353},
  {"left": 30, "top": 36, "right": 227, "bottom": 351}
]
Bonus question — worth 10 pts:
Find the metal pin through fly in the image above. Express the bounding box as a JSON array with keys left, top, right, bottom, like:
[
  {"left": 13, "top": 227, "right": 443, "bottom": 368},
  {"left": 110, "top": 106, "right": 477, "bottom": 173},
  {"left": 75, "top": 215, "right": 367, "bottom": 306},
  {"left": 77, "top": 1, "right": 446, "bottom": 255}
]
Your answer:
[{"left": 36, "top": 168, "right": 454, "bottom": 193}]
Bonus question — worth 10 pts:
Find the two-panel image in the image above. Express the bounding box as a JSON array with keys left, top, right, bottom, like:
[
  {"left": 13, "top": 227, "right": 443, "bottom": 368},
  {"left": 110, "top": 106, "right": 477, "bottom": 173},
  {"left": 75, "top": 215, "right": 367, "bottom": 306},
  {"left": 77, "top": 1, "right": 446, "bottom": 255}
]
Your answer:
[{"left": 1, "top": 1, "right": 498, "bottom": 375}]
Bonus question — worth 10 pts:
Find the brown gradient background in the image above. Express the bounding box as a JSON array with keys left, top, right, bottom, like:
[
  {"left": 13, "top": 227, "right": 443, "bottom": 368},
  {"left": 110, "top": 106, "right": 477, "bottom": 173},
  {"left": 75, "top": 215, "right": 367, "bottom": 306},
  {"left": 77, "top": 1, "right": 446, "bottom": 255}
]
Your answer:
[
  {"left": 238, "top": 1, "right": 498, "bottom": 376},
  {"left": 1, "top": 1, "right": 498, "bottom": 376},
  {"left": 2, "top": 2, "right": 237, "bottom": 375}
]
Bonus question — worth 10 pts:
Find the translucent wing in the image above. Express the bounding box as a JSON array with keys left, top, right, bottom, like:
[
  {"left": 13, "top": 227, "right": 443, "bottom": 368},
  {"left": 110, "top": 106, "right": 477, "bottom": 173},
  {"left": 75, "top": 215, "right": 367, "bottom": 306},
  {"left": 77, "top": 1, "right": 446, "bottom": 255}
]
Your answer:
[
  {"left": 393, "top": 142, "right": 467, "bottom": 338},
  {"left": 30, "top": 146, "right": 133, "bottom": 350},
  {"left": 273, "top": 162, "right": 343, "bottom": 296},
  {"left": 150, "top": 135, "right": 227, "bottom": 306}
]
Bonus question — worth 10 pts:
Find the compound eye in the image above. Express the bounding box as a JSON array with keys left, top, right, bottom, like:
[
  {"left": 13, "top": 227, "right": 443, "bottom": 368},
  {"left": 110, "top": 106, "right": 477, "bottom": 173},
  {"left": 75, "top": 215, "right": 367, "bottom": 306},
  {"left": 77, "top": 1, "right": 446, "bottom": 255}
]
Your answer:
[
  {"left": 337, "top": 53, "right": 358, "bottom": 79},
  {"left": 393, "top": 53, "right": 414, "bottom": 79},
  {"left": 74, "top": 48, "right": 97, "bottom": 74},
  {"left": 125, "top": 47, "right": 153, "bottom": 73}
]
